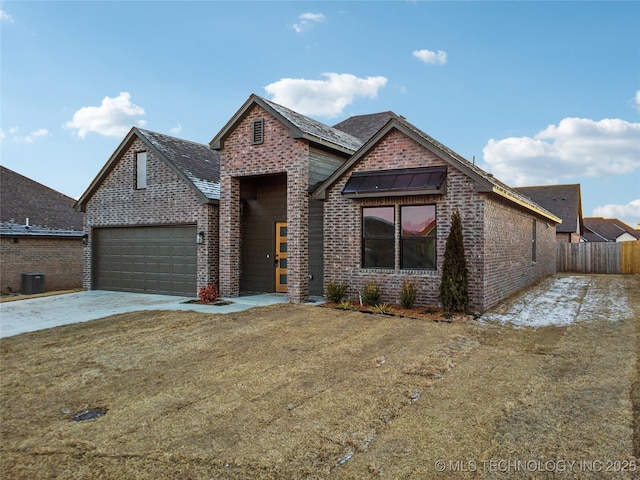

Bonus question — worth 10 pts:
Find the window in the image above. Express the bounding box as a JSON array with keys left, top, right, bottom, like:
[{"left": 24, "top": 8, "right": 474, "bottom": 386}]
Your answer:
[
  {"left": 362, "top": 206, "right": 394, "bottom": 268},
  {"left": 362, "top": 204, "right": 437, "bottom": 270},
  {"left": 401, "top": 205, "right": 437, "bottom": 269},
  {"left": 252, "top": 119, "right": 264, "bottom": 145},
  {"left": 136, "top": 151, "right": 147, "bottom": 189},
  {"left": 531, "top": 219, "right": 537, "bottom": 262}
]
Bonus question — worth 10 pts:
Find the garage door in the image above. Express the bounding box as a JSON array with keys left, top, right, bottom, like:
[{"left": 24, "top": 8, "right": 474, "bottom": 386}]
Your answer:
[{"left": 94, "top": 225, "right": 197, "bottom": 296}]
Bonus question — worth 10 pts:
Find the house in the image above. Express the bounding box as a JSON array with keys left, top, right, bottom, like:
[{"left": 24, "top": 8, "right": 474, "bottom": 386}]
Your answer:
[
  {"left": 582, "top": 217, "right": 640, "bottom": 242},
  {"left": 515, "top": 184, "right": 583, "bottom": 243},
  {"left": 74, "top": 129, "right": 220, "bottom": 296},
  {"left": 76, "top": 94, "right": 561, "bottom": 311},
  {"left": 1, "top": 165, "right": 84, "bottom": 293}
]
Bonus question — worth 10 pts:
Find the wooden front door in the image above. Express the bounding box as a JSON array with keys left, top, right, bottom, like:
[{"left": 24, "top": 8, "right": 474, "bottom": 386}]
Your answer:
[{"left": 275, "top": 222, "right": 288, "bottom": 293}]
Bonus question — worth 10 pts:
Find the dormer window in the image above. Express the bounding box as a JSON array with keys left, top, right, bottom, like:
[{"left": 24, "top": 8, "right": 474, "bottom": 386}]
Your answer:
[
  {"left": 136, "top": 151, "right": 147, "bottom": 189},
  {"left": 252, "top": 119, "right": 264, "bottom": 145}
]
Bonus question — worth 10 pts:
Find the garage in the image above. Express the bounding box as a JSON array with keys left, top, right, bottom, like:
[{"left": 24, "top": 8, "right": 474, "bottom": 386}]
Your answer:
[{"left": 93, "top": 225, "right": 197, "bottom": 297}]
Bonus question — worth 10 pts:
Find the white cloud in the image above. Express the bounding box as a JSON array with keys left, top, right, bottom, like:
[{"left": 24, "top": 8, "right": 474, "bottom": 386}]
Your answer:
[
  {"left": 2, "top": 127, "right": 51, "bottom": 143},
  {"left": 1, "top": 10, "right": 14, "bottom": 23},
  {"left": 170, "top": 124, "right": 182, "bottom": 135},
  {"left": 413, "top": 49, "right": 447, "bottom": 65},
  {"left": 634, "top": 90, "right": 640, "bottom": 112},
  {"left": 482, "top": 117, "right": 640, "bottom": 186},
  {"left": 292, "top": 12, "right": 325, "bottom": 33},
  {"left": 592, "top": 198, "right": 640, "bottom": 223},
  {"left": 64, "top": 92, "right": 146, "bottom": 138},
  {"left": 264, "top": 72, "right": 387, "bottom": 118}
]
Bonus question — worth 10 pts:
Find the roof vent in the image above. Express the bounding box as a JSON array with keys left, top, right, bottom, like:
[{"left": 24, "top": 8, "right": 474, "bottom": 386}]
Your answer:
[{"left": 252, "top": 119, "right": 264, "bottom": 145}]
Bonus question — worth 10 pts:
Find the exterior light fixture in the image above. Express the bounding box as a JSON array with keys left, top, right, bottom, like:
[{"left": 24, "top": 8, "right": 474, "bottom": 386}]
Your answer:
[{"left": 196, "top": 231, "right": 205, "bottom": 244}]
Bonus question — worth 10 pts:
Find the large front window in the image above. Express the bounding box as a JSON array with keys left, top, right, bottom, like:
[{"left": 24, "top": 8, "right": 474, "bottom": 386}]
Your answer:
[
  {"left": 401, "top": 205, "right": 436, "bottom": 269},
  {"left": 362, "top": 206, "right": 394, "bottom": 268},
  {"left": 362, "top": 204, "right": 437, "bottom": 270}
]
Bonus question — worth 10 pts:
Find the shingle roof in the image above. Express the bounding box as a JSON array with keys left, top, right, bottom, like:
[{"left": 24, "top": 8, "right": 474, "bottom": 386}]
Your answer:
[
  {"left": 312, "top": 117, "right": 562, "bottom": 224},
  {"left": 260, "top": 96, "right": 365, "bottom": 152},
  {"left": 210, "top": 94, "right": 364, "bottom": 155},
  {"left": 76, "top": 128, "right": 220, "bottom": 211},
  {"left": 136, "top": 129, "right": 221, "bottom": 200},
  {"left": 583, "top": 217, "right": 640, "bottom": 242},
  {"left": 515, "top": 184, "right": 582, "bottom": 234},
  {"left": 1, "top": 165, "right": 83, "bottom": 236},
  {"left": 333, "top": 111, "right": 403, "bottom": 143}
]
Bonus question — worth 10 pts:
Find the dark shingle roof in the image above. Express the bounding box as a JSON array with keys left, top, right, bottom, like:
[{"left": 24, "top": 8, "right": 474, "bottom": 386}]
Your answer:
[
  {"left": 210, "top": 94, "right": 364, "bottom": 154},
  {"left": 515, "top": 184, "right": 582, "bottom": 234},
  {"left": 136, "top": 129, "right": 220, "bottom": 200},
  {"left": 583, "top": 217, "right": 640, "bottom": 242},
  {"left": 1, "top": 165, "right": 83, "bottom": 236},
  {"left": 333, "top": 111, "right": 403, "bottom": 143},
  {"left": 258, "top": 96, "right": 364, "bottom": 152},
  {"left": 76, "top": 128, "right": 221, "bottom": 211}
]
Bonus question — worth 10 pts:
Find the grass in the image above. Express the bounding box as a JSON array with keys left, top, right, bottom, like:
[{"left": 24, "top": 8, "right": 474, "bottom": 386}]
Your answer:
[{"left": 1, "top": 275, "right": 639, "bottom": 479}]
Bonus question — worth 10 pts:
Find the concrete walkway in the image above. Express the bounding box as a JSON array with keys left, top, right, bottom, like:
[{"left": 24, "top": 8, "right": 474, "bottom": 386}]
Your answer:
[{"left": 0, "top": 290, "right": 297, "bottom": 338}]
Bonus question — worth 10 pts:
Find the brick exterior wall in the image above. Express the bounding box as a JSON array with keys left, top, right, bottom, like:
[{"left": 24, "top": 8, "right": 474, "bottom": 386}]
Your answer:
[
  {"left": 482, "top": 197, "right": 556, "bottom": 309},
  {"left": 323, "top": 129, "right": 556, "bottom": 312},
  {"left": 82, "top": 137, "right": 218, "bottom": 295},
  {"left": 1, "top": 236, "right": 83, "bottom": 293},
  {"left": 218, "top": 105, "right": 310, "bottom": 302}
]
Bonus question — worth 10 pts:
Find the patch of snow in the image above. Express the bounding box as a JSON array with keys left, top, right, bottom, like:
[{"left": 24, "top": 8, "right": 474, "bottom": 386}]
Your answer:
[
  {"left": 480, "top": 275, "right": 632, "bottom": 328},
  {"left": 336, "top": 450, "right": 354, "bottom": 466}
]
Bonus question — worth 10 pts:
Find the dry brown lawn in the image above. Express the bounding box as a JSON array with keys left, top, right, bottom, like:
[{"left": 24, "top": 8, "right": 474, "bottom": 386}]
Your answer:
[{"left": 1, "top": 275, "right": 639, "bottom": 479}]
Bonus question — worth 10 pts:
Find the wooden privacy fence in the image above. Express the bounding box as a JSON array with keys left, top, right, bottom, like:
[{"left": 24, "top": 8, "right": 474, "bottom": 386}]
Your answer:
[{"left": 557, "top": 241, "right": 640, "bottom": 274}]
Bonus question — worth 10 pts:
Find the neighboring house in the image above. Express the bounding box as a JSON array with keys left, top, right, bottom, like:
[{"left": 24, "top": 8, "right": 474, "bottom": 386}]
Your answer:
[
  {"left": 582, "top": 217, "right": 640, "bottom": 242},
  {"left": 1, "top": 165, "right": 84, "bottom": 293},
  {"left": 515, "top": 184, "right": 583, "bottom": 243},
  {"left": 75, "top": 128, "right": 220, "bottom": 296},
  {"left": 77, "top": 94, "right": 561, "bottom": 311}
]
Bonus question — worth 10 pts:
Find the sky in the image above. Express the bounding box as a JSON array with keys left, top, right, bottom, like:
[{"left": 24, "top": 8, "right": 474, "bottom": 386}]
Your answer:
[{"left": 1, "top": 0, "right": 639, "bottom": 229}]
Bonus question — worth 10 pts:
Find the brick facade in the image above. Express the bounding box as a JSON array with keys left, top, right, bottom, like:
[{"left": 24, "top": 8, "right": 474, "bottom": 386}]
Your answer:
[
  {"left": 218, "top": 105, "right": 310, "bottom": 302},
  {"left": 323, "top": 129, "right": 556, "bottom": 312},
  {"left": 82, "top": 138, "right": 218, "bottom": 295},
  {"left": 1, "top": 236, "right": 83, "bottom": 292}
]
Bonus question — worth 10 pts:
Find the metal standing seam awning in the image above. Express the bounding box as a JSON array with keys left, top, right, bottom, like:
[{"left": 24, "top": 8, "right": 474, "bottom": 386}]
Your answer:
[{"left": 341, "top": 166, "right": 447, "bottom": 198}]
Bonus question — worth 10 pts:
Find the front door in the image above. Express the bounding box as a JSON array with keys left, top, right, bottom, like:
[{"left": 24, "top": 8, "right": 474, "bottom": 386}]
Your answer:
[{"left": 275, "top": 222, "right": 288, "bottom": 293}]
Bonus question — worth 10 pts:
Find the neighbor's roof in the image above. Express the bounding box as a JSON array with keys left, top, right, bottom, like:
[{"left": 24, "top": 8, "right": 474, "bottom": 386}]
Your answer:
[
  {"left": 210, "top": 94, "right": 364, "bottom": 154},
  {"left": 312, "top": 117, "right": 562, "bottom": 224},
  {"left": 583, "top": 217, "right": 640, "bottom": 242},
  {"left": 0, "top": 165, "right": 83, "bottom": 236},
  {"left": 515, "top": 184, "right": 583, "bottom": 234},
  {"left": 75, "top": 128, "right": 220, "bottom": 211}
]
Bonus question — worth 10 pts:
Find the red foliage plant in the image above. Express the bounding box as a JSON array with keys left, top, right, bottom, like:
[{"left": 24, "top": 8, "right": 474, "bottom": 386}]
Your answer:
[{"left": 198, "top": 284, "right": 219, "bottom": 304}]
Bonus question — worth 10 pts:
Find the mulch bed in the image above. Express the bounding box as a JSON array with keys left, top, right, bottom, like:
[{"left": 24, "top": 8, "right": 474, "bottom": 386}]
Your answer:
[{"left": 320, "top": 302, "right": 476, "bottom": 323}]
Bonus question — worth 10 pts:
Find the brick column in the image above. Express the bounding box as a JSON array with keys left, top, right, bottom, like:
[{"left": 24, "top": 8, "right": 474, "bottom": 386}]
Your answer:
[
  {"left": 219, "top": 175, "right": 240, "bottom": 297},
  {"left": 287, "top": 166, "right": 309, "bottom": 303}
]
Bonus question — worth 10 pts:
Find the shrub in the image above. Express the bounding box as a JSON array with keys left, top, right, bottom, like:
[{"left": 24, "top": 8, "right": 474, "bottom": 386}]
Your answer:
[
  {"left": 399, "top": 280, "right": 418, "bottom": 309},
  {"left": 361, "top": 280, "right": 382, "bottom": 306},
  {"left": 325, "top": 281, "right": 348, "bottom": 303},
  {"left": 339, "top": 300, "right": 353, "bottom": 310},
  {"left": 198, "top": 284, "right": 219, "bottom": 304},
  {"left": 438, "top": 209, "right": 469, "bottom": 312},
  {"left": 371, "top": 303, "right": 393, "bottom": 315}
]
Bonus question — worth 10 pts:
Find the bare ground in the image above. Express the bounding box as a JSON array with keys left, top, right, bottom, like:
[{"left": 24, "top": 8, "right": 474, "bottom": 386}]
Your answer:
[{"left": 1, "top": 274, "right": 638, "bottom": 479}]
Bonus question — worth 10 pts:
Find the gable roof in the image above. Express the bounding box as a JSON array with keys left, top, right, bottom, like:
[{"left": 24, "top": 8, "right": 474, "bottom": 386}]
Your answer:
[
  {"left": 75, "top": 127, "right": 220, "bottom": 212},
  {"left": 209, "top": 94, "right": 364, "bottom": 154},
  {"left": 515, "top": 184, "right": 583, "bottom": 234},
  {"left": 1, "top": 165, "right": 83, "bottom": 237},
  {"left": 333, "top": 111, "right": 403, "bottom": 143},
  {"left": 583, "top": 217, "right": 640, "bottom": 242},
  {"left": 312, "top": 117, "right": 562, "bottom": 224}
]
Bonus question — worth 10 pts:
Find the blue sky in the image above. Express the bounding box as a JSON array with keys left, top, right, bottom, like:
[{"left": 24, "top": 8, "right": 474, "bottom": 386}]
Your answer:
[{"left": 2, "top": 1, "right": 639, "bottom": 228}]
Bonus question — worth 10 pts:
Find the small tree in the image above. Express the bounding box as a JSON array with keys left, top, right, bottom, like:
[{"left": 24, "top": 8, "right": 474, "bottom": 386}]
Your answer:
[{"left": 439, "top": 209, "right": 469, "bottom": 312}]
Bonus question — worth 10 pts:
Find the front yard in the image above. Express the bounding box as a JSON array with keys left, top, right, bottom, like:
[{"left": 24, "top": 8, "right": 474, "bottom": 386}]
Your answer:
[{"left": 1, "top": 274, "right": 639, "bottom": 479}]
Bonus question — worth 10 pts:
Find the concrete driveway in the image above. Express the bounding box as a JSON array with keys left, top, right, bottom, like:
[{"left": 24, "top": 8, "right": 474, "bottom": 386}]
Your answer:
[{"left": 0, "top": 290, "right": 291, "bottom": 338}]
